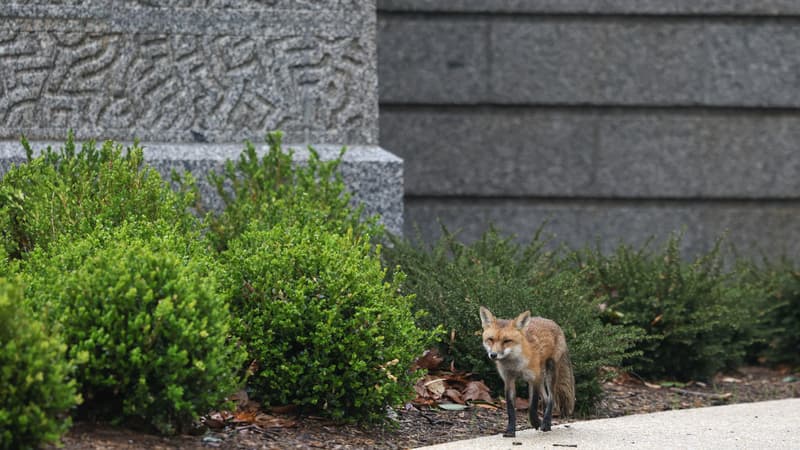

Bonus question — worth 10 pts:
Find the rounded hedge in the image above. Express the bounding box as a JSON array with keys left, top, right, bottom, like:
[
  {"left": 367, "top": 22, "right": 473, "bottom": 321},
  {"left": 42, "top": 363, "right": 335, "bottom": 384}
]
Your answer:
[
  {"left": 0, "top": 278, "right": 79, "bottom": 450},
  {"left": 223, "top": 221, "right": 436, "bottom": 423},
  {"left": 23, "top": 223, "right": 245, "bottom": 434},
  {"left": 0, "top": 133, "right": 198, "bottom": 259}
]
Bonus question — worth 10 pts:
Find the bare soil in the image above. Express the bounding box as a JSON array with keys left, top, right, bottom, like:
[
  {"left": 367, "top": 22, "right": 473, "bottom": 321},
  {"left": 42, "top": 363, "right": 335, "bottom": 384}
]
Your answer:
[{"left": 55, "top": 366, "right": 799, "bottom": 450}]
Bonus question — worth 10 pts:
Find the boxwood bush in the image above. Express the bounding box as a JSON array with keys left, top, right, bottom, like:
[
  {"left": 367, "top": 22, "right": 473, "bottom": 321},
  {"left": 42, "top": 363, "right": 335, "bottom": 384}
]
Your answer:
[
  {"left": 222, "top": 219, "right": 437, "bottom": 423},
  {"left": 22, "top": 222, "right": 244, "bottom": 434},
  {"left": 205, "top": 131, "right": 381, "bottom": 251},
  {"left": 0, "top": 278, "right": 80, "bottom": 450},
  {"left": 575, "top": 235, "right": 765, "bottom": 381},
  {"left": 384, "top": 227, "right": 642, "bottom": 415},
  {"left": 0, "top": 132, "right": 197, "bottom": 259}
]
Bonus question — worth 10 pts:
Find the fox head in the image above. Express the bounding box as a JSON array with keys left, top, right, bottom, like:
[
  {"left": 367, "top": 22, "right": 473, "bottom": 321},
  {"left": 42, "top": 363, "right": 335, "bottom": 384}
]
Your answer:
[{"left": 479, "top": 306, "right": 531, "bottom": 361}]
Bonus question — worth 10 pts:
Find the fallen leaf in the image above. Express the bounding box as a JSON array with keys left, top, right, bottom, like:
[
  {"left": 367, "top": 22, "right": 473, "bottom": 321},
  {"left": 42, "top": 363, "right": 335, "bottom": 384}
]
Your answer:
[
  {"left": 254, "top": 413, "right": 297, "bottom": 428},
  {"left": 463, "top": 381, "right": 493, "bottom": 403},
  {"left": 470, "top": 400, "right": 500, "bottom": 409},
  {"left": 203, "top": 416, "right": 226, "bottom": 430},
  {"left": 444, "top": 388, "right": 465, "bottom": 404},
  {"left": 444, "top": 372, "right": 472, "bottom": 388},
  {"left": 202, "top": 435, "right": 224, "bottom": 447},
  {"left": 412, "top": 397, "right": 437, "bottom": 407},
  {"left": 438, "top": 403, "right": 468, "bottom": 411},
  {"left": 425, "top": 378, "right": 446, "bottom": 398},
  {"left": 233, "top": 411, "right": 257, "bottom": 423},
  {"left": 412, "top": 349, "right": 444, "bottom": 371},
  {"left": 203, "top": 410, "right": 234, "bottom": 429},
  {"left": 414, "top": 381, "right": 430, "bottom": 399}
]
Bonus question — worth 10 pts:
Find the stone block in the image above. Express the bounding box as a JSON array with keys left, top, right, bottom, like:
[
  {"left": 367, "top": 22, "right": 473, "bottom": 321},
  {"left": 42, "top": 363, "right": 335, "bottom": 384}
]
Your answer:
[
  {"left": 381, "top": 108, "right": 800, "bottom": 198},
  {"left": 490, "top": 20, "right": 708, "bottom": 106},
  {"left": 405, "top": 199, "right": 800, "bottom": 259},
  {"left": 380, "top": 108, "right": 595, "bottom": 196},
  {"left": 378, "top": 17, "right": 488, "bottom": 104},
  {"left": 379, "top": 16, "right": 800, "bottom": 107}
]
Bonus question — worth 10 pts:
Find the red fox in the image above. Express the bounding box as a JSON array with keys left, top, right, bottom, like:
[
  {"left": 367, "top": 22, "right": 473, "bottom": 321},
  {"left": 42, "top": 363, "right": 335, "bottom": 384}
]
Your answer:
[{"left": 479, "top": 306, "right": 575, "bottom": 437}]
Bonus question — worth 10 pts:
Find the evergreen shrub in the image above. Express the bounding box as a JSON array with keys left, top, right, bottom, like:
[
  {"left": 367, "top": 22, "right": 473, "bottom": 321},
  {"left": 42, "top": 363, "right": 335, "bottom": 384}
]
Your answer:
[
  {"left": 384, "top": 227, "right": 642, "bottom": 415},
  {"left": 206, "top": 131, "right": 380, "bottom": 251},
  {"left": 576, "top": 235, "right": 765, "bottom": 380},
  {"left": 23, "top": 222, "right": 244, "bottom": 434},
  {"left": 738, "top": 257, "right": 800, "bottom": 367},
  {"left": 0, "top": 278, "right": 79, "bottom": 450},
  {"left": 0, "top": 132, "right": 197, "bottom": 259},
  {"left": 223, "top": 220, "right": 437, "bottom": 423}
]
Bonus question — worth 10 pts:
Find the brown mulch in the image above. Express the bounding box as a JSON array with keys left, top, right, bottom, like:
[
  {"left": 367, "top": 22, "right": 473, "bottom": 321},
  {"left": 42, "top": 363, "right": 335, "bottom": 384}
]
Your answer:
[{"left": 55, "top": 366, "right": 799, "bottom": 450}]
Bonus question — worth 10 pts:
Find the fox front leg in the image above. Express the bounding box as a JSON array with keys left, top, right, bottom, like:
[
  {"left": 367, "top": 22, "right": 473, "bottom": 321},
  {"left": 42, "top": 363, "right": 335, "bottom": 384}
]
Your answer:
[{"left": 503, "top": 382, "right": 517, "bottom": 437}]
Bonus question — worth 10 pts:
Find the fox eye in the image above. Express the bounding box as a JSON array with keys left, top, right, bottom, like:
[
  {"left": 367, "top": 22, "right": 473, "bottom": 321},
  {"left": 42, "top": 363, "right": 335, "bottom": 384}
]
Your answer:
[
  {"left": 502, "top": 339, "right": 513, "bottom": 345},
  {"left": 486, "top": 338, "right": 494, "bottom": 344}
]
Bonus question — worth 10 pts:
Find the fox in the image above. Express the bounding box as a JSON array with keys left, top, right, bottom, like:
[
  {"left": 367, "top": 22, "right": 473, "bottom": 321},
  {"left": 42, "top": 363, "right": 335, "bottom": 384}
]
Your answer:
[{"left": 479, "top": 306, "right": 575, "bottom": 437}]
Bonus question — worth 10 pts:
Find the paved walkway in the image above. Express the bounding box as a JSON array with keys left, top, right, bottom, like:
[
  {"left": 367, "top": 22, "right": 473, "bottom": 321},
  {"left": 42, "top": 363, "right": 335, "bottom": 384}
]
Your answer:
[{"left": 416, "top": 398, "right": 800, "bottom": 450}]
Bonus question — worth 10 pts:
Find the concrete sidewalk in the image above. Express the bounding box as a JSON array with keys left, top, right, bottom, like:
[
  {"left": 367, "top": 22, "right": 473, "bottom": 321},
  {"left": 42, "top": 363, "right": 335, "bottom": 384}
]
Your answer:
[{"left": 416, "top": 398, "right": 800, "bottom": 450}]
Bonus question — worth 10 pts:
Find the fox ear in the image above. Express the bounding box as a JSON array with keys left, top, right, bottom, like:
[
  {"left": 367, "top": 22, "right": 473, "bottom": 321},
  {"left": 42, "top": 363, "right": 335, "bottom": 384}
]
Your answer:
[
  {"left": 514, "top": 310, "right": 531, "bottom": 329},
  {"left": 479, "top": 306, "right": 495, "bottom": 328}
]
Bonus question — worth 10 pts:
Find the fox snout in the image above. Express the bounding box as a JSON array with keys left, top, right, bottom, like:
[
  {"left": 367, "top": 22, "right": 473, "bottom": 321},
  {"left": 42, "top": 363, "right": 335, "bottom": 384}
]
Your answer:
[{"left": 486, "top": 347, "right": 510, "bottom": 360}]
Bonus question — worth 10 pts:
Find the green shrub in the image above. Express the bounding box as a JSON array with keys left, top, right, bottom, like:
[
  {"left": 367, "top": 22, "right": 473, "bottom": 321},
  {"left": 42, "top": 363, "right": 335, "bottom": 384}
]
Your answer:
[
  {"left": 738, "top": 257, "right": 800, "bottom": 368},
  {"left": 0, "top": 278, "right": 80, "bottom": 450},
  {"left": 0, "top": 132, "right": 197, "bottom": 259},
  {"left": 23, "top": 222, "right": 244, "bottom": 434},
  {"left": 0, "top": 245, "right": 11, "bottom": 277},
  {"left": 576, "top": 235, "right": 764, "bottom": 381},
  {"left": 205, "top": 131, "right": 381, "bottom": 251},
  {"left": 223, "top": 220, "right": 436, "bottom": 423},
  {"left": 384, "top": 227, "right": 642, "bottom": 415}
]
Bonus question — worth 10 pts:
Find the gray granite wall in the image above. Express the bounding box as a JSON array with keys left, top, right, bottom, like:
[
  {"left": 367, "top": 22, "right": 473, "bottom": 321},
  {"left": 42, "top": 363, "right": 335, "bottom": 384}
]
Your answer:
[
  {"left": 0, "top": 0, "right": 403, "bottom": 234},
  {"left": 378, "top": 1, "right": 800, "bottom": 257}
]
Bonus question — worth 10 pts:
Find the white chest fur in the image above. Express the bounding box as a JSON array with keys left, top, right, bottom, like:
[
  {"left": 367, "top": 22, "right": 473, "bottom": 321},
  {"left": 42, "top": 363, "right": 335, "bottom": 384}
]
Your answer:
[{"left": 496, "top": 353, "right": 536, "bottom": 383}]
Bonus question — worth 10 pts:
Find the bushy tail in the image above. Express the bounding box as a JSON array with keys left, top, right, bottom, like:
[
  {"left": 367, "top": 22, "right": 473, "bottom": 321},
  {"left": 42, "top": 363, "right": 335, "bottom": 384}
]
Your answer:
[{"left": 555, "top": 350, "right": 576, "bottom": 417}]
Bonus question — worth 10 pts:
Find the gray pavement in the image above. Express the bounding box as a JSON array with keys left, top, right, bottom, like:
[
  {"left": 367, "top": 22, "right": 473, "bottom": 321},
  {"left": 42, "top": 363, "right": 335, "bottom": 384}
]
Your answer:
[{"left": 416, "top": 398, "right": 800, "bottom": 450}]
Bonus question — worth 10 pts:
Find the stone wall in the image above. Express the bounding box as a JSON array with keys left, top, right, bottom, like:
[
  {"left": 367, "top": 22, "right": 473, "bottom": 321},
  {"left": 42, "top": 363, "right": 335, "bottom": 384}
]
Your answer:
[
  {"left": 377, "top": 1, "right": 800, "bottom": 256},
  {"left": 0, "top": 0, "right": 403, "bottom": 234}
]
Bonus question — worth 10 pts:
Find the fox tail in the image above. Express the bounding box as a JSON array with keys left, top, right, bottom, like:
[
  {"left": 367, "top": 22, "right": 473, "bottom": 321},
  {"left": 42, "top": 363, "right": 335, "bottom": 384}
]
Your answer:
[{"left": 555, "top": 349, "right": 576, "bottom": 417}]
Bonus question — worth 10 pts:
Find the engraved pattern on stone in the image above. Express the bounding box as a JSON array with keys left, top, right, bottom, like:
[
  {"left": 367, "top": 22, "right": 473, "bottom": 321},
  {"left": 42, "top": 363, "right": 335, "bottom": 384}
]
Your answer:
[{"left": 0, "top": 30, "right": 371, "bottom": 143}]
